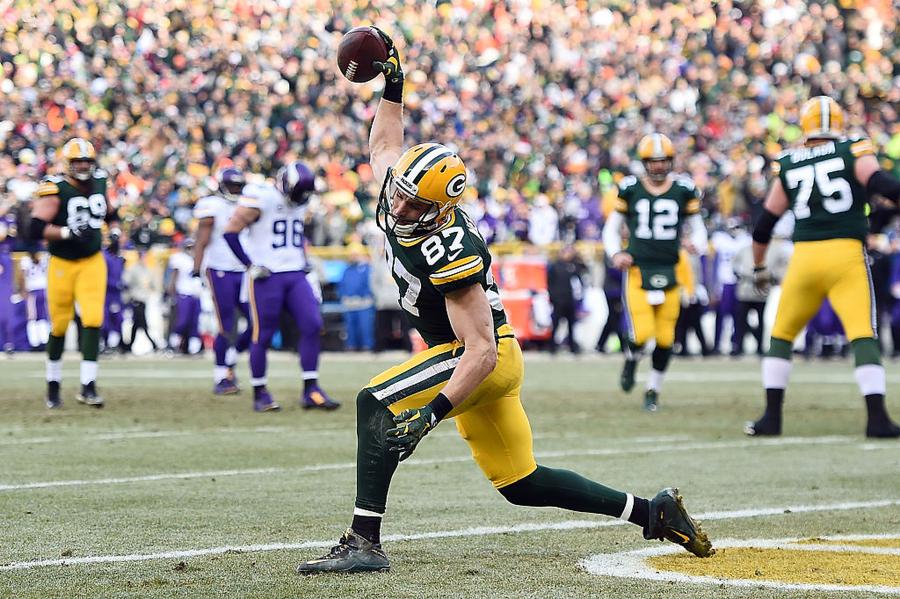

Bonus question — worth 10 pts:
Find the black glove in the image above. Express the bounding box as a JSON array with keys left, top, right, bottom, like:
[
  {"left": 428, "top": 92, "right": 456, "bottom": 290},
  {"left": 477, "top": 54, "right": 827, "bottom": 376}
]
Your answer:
[
  {"left": 64, "top": 221, "right": 93, "bottom": 242},
  {"left": 752, "top": 265, "right": 772, "bottom": 294},
  {"left": 386, "top": 406, "right": 437, "bottom": 462},
  {"left": 371, "top": 26, "right": 403, "bottom": 85}
]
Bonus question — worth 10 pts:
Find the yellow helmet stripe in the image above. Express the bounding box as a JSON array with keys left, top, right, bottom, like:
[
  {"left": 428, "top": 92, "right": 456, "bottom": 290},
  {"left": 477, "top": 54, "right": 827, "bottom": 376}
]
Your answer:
[
  {"left": 406, "top": 145, "right": 453, "bottom": 183},
  {"left": 820, "top": 96, "right": 829, "bottom": 132}
]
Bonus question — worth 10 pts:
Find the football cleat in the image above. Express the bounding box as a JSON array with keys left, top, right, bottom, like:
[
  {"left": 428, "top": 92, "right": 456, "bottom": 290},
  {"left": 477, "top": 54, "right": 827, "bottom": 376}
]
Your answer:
[
  {"left": 302, "top": 386, "right": 340, "bottom": 410},
  {"left": 620, "top": 359, "right": 637, "bottom": 393},
  {"left": 744, "top": 416, "right": 781, "bottom": 436},
  {"left": 46, "top": 382, "right": 62, "bottom": 409},
  {"left": 644, "top": 487, "right": 714, "bottom": 558},
  {"left": 214, "top": 378, "right": 240, "bottom": 396},
  {"left": 296, "top": 529, "right": 390, "bottom": 575},
  {"left": 253, "top": 390, "right": 281, "bottom": 413},
  {"left": 644, "top": 389, "right": 659, "bottom": 412},
  {"left": 227, "top": 368, "right": 239, "bottom": 386},
  {"left": 76, "top": 382, "right": 104, "bottom": 408},
  {"left": 866, "top": 419, "right": 900, "bottom": 439}
]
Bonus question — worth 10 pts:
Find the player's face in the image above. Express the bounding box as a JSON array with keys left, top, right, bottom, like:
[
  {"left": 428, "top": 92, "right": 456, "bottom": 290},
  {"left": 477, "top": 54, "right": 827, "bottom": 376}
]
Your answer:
[
  {"left": 69, "top": 159, "right": 95, "bottom": 182},
  {"left": 390, "top": 188, "right": 433, "bottom": 224},
  {"left": 644, "top": 159, "right": 671, "bottom": 183}
]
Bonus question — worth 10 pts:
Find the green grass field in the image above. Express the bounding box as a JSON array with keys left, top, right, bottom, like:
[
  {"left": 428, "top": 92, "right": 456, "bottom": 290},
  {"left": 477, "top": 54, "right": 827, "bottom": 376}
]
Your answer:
[{"left": 0, "top": 352, "right": 898, "bottom": 598}]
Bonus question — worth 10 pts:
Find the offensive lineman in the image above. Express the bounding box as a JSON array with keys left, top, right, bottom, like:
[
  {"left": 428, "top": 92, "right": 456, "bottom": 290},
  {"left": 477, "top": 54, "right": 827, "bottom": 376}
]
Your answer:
[
  {"left": 602, "top": 134, "right": 708, "bottom": 411},
  {"left": 296, "top": 28, "right": 712, "bottom": 575},
  {"left": 193, "top": 167, "right": 253, "bottom": 394},
  {"left": 747, "top": 96, "right": 900, "bottom": 438},
  {"left": 223, "top": 165, "right": 338, "bottom": 412},
  {"left": 30, "top": 138, "right": 119, "bottom": 408}
]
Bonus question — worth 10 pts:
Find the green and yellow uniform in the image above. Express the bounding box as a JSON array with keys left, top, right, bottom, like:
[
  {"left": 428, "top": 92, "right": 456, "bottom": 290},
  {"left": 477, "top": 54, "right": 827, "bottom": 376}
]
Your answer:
[
  {"left": 770, "top": 137, "right": 877, "bottom": 342},
  {"left": 615, "top": 175, "right": 701, "bottom": 347},
  {"left": 36, "top": 171, "right": 109, "bottom": 334},
  {"left": 366, "top": 207, "right": 535, "bottom": 488}
]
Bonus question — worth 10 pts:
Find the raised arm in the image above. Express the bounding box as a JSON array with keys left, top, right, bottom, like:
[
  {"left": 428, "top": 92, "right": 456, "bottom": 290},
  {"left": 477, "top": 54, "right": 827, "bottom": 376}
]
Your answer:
[{"left": 368, "top": 28, "right": 405, "bottom": 184}]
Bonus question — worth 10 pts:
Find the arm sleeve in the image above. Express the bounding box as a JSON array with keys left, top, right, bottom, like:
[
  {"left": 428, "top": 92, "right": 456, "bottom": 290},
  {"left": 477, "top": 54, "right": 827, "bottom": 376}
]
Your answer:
[
  {"left": 602, "top": 211, "right": 625, "bottom": 258},
  {"left": 867, "top": 170, "right": 900, "bottom": 204},
  {"left": 223, "top": 232, "right": 252, "bottom": 267},
  {"left": 685, "top": 213, "right": 708, "bottom": 255}
]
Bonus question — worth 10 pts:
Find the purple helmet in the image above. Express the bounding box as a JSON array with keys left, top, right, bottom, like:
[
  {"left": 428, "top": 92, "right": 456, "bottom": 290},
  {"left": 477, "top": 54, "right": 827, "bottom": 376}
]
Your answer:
[
  {"left": 276, "top": 161, "right": 315, "bottom": 205},
  {"left": 217, "top": 167, "right": 246, "bottom": 196}
]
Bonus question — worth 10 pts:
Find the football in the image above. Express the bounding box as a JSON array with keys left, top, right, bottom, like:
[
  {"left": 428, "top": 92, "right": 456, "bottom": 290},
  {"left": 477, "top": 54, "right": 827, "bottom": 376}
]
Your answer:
[{"left": 337, "top": 26, "right": 388, "bottom": 83}]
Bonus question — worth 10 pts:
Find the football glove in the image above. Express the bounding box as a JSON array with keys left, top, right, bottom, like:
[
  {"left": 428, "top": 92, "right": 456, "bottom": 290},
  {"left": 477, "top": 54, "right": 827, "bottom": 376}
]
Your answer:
[
  {"left": 61, "top": 220, "right": 93, "bottom": 242},
  {"left": 386, "top": 406, "right": 437, "bottom": 462},
  {"left": 371, "top": 27, "right": 403, "bottom": 84},
  {"left": 752, "top": 265, "right": 772, "bottom": 294},
  {"left": 248, "top": 264, "right": 272, "bottom": 280}
]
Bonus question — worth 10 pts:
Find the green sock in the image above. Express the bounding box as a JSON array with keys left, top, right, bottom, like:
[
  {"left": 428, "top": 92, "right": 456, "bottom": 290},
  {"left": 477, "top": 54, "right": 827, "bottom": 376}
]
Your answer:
[
  {"left": 354, "top": 389, "right": 399, "bottom": 514},
  {"left": 47, "top": 334, "right": 65, "bottom": 361},
  {"left": 767, "top": 337, "right": 793, "bottom": 360},
  {"left": 499, "top": 465, "right": 631, "bottom": 519},
  {"left": 80, "top": 327, "right": 100, "bottom": 362},
  {"left": 851, "top": 337, "right": 881, "bottom": 367}
]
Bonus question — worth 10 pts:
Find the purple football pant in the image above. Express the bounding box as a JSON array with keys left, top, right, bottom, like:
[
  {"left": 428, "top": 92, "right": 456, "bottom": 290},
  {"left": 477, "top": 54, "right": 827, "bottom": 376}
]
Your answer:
[
  {"left": 248, "top": 270, "right": 322, "bottom": 385},
  {"left": 174, "top": 294, "right": 202, "bottom": 340},
  {"left": 207, "top": 269, "right": 251, "bottom": 367},
  {"left": 714, "top": 283, "right": 738, "bottom": 351},
  {"left": 27, "top": 289, "right": 49, "bottom": 322},
  {"left": 103, "top": 290, "right": 124, "bottom": 338}
]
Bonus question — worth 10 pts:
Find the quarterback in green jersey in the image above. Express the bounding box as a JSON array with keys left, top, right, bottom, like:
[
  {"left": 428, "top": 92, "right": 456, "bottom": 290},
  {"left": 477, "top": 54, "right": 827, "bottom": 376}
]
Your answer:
[
  {"left": 30, "top": 138, "right": 119, "bottom": 409},
  {"left": 296, "top": 28, "right": 713, "bottom": 575},
  {"left": 748, "top": 96, "right": 900, "bottom": 438},
  {"left": 602, "top": 133, "right": 708, "bottom": 412}
]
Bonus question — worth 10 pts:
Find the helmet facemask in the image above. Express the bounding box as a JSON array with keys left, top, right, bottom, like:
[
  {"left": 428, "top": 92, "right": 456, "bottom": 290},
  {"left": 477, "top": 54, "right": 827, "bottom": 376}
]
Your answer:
[
  {"left": 377, "top": 169, "right": 446, "bottom": 238},
  {"left": 69, "top": 158, "right": 96, "bottom": 182},
  {"left": 643, "top": 158, "right": 672, "bottom": 184}
]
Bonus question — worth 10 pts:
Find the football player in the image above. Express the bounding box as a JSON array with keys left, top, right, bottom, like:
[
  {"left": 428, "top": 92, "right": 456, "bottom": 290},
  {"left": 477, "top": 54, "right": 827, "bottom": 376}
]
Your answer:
[
  {"left": 223, "top": 164, "right": 338, "bottom": 412},
  {"left": 193, "top": 167, "right": 253, "bottom": 394},
  {"left": 602, "top": 134, "right": 708, "bottom": 411},
  {"left": 102, "top": 234, "right": 126, "bottom": 354},
  {"left": 29, "top": 138, "right": 120, "bottom": 408},
  {"left": 166, "top": 239, "right": 203, "bottom": 355},
  {"left": 296, "top": 29, "right": 712, "bottom": 575},
  {"left": 19, "top": 250, "right": 49, "bottom": 349},
  {"left": 747, "top": 96, "right": 900, "bottom": 438}
]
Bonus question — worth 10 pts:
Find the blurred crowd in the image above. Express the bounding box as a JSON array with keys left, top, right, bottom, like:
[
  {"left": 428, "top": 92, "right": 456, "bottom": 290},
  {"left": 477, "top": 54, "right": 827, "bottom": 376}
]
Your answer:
[{"left": 0, "top": 0, "right": 898, "bottom": 249}]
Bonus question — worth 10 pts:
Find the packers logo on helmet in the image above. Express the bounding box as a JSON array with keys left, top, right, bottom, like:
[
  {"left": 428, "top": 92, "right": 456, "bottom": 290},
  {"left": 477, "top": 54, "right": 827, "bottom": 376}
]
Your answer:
[
  {"left": 637, "top": 133, "right": 674, "bottom": 183},
  {"left": 377, "top": 142, "right": 467, "bottom": 238},
  {"left": 800, "top": 96, "right": 844, "bottom": 140},
  {"left": 62, "top": 138, "right": 97, "bottom": 182}
]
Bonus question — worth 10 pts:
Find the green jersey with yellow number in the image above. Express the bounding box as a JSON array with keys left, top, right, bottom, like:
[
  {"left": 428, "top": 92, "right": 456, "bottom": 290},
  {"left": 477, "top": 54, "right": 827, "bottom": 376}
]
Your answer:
[
  {"left": 615, "top": 175, "right": 701, "bottom": 290},
  {"left": 385, "top": 207, "right": 508, "bottom": 347},
  {"left": 36, "top": 171, "right": 108, "bottom": 260},
  {"left": 773, "top": 137, "right": 875, "bottom": 243}
]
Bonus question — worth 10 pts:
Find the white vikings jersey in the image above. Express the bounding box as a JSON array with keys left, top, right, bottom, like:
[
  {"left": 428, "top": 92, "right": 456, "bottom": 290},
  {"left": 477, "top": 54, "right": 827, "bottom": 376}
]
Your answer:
[
  {"left": 193, "top": 194, "right": 246, "bottom": 272},
  {"left": 169, "top": 251, "right": 202, "bottom": 296},
  {"left": 711, "top": 230, "right": 748, "bottom": 286},
  {"left": 239, "top": 182, "right": 307, "bottom": 273},
  {"left": 20, "top": 254, "right": 48, "bottom": 292}
]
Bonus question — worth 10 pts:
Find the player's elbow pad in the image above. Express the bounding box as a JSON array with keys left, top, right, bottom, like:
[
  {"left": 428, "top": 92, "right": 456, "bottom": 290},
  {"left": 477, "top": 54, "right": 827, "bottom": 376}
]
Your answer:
[
  {"left": 28, "top": 217, "right": 48, "bottom": 241},
  {"left": 867, "top": 170, "right": 900, "bottom": 203},
  {"left": 752, "top": 209, "right": 779, "bottom": 245}
]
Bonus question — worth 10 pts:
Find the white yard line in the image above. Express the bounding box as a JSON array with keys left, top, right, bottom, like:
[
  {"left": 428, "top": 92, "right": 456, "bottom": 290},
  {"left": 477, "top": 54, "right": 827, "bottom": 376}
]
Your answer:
[
  {"left": 581, "top": 533, "right": 900, "bottom": 595},
  {"left": 1, "top": 500, "right": 898, "bottom": 571},
  {"left": 0, "top": 435, "right": 856, "bottom": 492}
]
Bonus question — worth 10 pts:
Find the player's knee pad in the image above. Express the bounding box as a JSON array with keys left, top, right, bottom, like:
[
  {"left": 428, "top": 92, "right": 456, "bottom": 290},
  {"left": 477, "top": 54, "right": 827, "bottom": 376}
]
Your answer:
[
  {"left": 356, "top": 388, "right": 394, "bottom": 445},
  {"left": 651, "top": 346, "right": 673, "bottom": 372}
]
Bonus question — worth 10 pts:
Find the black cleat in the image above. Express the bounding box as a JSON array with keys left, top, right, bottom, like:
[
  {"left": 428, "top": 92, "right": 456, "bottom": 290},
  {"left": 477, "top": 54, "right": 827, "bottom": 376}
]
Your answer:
[
  {"left": 46, "top": 381, "right": 62, "bottom": 409},
  {"left": 644, "top": 488, "right": 714, "bottom": 558},
  {"left": 644, "top": 389, "right": 659, "bottom": 412},
  {"left": 76, "top": 382, "right": 104, "bottom": 408},
  {"left": 620, "top": 359, "right": 637, "bottom": 393},
  {"left": 866, "top": 419, "right": 900, "bottom": 439},
  {"left": 744, "top": 415, "right": 781, "bottom": 436},
  {"left": 296, "top": 529, "right": 390, "bottom": 575}
]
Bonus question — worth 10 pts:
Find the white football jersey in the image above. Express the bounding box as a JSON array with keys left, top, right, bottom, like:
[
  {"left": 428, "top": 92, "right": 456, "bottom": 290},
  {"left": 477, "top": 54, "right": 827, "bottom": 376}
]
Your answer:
[
  {"left": 20, "top": 254, "right": 48, "bottom": 292},
  {"left": 193, "top": 194, "right": 246, "bottom": 272},
  {"left": 169, "top": 251, "right": 202, "bottom": 296},
  {"left": 239, "top": 182, "right": 307, "bottom": 273},
  {"left": 711, "top": 230, "right": 748, "bottom": 286}
]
